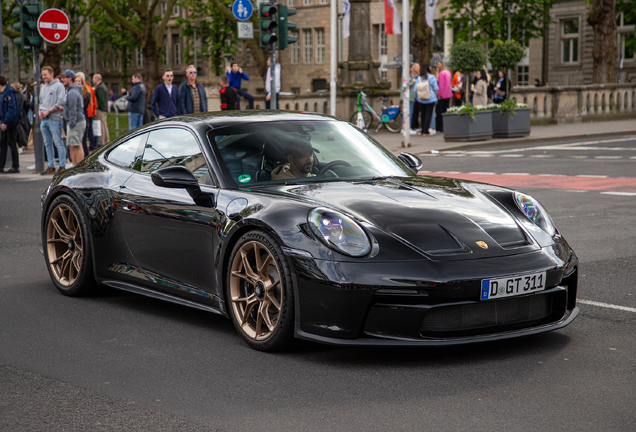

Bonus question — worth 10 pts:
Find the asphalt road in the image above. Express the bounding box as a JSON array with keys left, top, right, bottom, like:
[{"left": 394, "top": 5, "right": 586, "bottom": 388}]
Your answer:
[{"left": 1, "top": 136, "right": 635, "bottom": 432}]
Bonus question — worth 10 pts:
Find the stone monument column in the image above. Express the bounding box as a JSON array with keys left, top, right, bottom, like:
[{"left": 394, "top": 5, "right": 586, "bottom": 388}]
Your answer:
[{"left": 339, "top": 0, "right": 390, "bottom": 89}]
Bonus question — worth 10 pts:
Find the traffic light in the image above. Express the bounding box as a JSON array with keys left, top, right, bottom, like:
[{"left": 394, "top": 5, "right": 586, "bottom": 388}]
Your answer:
[
  {"left": 12, "top": 2, "right": 44, "bottom": 50},
  {"left": 259, "top": 4, "right": 277, "bottom": 49},
  {"left": 277, "top": 5, "right": 297, "bottom": 50}
]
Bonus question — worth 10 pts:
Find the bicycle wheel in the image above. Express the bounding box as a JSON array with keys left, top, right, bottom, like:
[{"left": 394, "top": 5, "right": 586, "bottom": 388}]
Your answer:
[
  {"left": 385, "top": 113, "right": 403, "bottom": 133},
  {"left": 350, "top": 110, "right": 373, "bottom": 131}
]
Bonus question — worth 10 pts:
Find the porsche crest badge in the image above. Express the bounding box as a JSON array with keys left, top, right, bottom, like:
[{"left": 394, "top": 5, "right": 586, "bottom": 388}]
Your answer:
[{"left": 476, "top": 241, "right": 488, "bottom": 249}]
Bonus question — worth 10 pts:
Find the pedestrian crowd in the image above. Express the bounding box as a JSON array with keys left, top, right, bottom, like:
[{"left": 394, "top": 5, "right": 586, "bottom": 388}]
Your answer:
[{"left": 407, "top": 61, "right": 512, "bottom": 136}]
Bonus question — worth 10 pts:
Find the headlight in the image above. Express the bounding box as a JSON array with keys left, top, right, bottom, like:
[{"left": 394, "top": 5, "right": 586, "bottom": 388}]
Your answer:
[
  {"left": 308, "top": 208, "right": 371, "bottom": 257},
  {"left": 514, "top": 192, "right": 556, "bottom": 236}
]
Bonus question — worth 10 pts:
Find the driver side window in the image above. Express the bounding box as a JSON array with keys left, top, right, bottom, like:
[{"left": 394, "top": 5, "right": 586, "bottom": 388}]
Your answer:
[{"left": 141, "top": 128, "right": 210, "bottom": 184}]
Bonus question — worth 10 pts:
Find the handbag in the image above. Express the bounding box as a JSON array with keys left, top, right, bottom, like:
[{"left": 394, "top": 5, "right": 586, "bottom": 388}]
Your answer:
[
  {"left": 93, "top": 118, "right": 102, "bottom": 137},
  {"left": 495, "top": 89, "right": 506, "bottom": 98}
]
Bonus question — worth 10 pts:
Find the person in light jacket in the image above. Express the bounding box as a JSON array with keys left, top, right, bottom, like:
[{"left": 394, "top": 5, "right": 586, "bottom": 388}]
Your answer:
[
  {"left": 60, "top": 70, "right": 86, "bottom": 166},
  {"left": 472, "top": 70, "right": 488, "bottom": 107},
  {"left": 415, "top": 65, "right": 439, "bottom": 136}
]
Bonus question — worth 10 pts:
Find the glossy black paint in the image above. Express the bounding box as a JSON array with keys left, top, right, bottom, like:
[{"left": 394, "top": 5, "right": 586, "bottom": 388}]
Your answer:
[{"left": 40, "top": 112, "right": 579, "bottom": 346}]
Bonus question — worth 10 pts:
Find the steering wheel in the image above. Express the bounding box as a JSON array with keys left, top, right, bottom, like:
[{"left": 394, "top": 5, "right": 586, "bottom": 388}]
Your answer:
[{"left": 318, "top": 160, "right": 351, "bottom": 175}]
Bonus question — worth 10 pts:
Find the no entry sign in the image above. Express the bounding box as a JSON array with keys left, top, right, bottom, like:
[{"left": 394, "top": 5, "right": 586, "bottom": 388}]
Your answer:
[{"left": 37, "top": 9, "right": 70, "bottom": 44}]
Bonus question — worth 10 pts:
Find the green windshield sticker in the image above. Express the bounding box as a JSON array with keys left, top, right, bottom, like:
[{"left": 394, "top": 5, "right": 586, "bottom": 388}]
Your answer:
[{"left": 238, "top": 174, "right": 251, "bottom": 183}]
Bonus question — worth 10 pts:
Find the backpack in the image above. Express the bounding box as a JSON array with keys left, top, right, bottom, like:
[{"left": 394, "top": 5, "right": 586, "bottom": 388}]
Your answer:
[{"left": 416, "top": 77, "right": 431, "bottom": 100}]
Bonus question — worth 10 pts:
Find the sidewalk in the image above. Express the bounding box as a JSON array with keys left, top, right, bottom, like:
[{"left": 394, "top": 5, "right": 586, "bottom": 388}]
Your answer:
[{"left": 4, "top": 118, "right": 636, "bottom": 181}]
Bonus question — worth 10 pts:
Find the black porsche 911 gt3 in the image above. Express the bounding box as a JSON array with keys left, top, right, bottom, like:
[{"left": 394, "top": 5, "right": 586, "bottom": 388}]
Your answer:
[{"left": 40, "top": 112, "right": 579, "bottom": 351}]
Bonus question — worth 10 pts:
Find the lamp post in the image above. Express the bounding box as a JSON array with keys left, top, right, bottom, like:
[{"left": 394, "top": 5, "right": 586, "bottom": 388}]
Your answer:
[{"left": 506, "top": 2, "right": 519, "bottom": 42}]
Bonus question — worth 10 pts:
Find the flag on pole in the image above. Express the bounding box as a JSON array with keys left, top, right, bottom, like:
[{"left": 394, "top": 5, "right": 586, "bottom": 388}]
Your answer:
[
  {"left": 342, "top": 0, "right": 351, "bottom": 39},
  {"left": 384, "top": 0, "right": 401, "bottom": 35},
  {"left": 426, "top": 0, "right": 439, "bottom": 33}
]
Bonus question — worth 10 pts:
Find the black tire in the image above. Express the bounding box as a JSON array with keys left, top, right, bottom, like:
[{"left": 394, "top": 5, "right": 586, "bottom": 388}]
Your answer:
[
  {"left": 43, "top": 195, "right": 97, "bottom": 296},
  {"left": 386, "top": 113, "right": 403, "bottom": 133},
  {"left": 350, "top": 110, "right": 373, "bottom": 130},
  {"left": 226, "top": 230, "right": 295, "bottom": 351}
]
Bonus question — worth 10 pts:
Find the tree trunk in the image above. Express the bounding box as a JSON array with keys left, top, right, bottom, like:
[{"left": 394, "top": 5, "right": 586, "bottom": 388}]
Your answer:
[
  {"left": 411, "top": 0, "right": 432, "bottom": 67},
  {"left": 43, "top": 45, "right": 62, "bottom": 75},
  {"left": 142, "top": 24, "right": 161, "bottom": 90},
  {"left": 586, "top": 0, "right": 617, "bottom": 84}
]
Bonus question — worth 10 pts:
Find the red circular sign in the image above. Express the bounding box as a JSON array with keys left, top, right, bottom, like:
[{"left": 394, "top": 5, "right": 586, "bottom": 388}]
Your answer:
[{"left": 37, "top": 9, "right": 70, "bottom": 44}]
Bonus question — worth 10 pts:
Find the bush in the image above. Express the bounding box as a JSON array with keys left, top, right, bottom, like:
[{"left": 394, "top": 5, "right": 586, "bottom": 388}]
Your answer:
[
  {"left": 488, "top": 40, "right": 526, "bottom": 73},
  {"left": 449, "top": 40, "right": 487, "bottom": 73}
]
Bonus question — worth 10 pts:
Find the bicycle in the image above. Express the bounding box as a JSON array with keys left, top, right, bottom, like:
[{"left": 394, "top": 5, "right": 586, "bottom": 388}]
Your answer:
[{"left": 349, "top": 91, "right": 402, "bottom": 133}]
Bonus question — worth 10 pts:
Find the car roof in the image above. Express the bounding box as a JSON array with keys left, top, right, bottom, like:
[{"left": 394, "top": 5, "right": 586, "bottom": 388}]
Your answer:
[{"left": 159, "top": 111, "right": 338, "bottom": 130}]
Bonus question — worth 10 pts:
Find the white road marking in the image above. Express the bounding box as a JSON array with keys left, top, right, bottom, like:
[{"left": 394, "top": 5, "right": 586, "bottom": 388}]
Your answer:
[
  {"left": 500, "top": 154, "right": 524, "bottom": 157},
  {"left": 600, "top": 191, "right": 636, "bottom": 196},
  {"left": 578, "top": 299, "right": 636, "bottom": 313},
  {"left": 576, "top": 174, "right": 608, "bottom": 178},
  {"left": 501, "top": 173, "right": 530, "bottom": 176},
  {"left": 472, "top": 154, "right": 494, "bottom": 157},
  {"left": 570, "top": 156, "right": 589, "bottom": 159},
  {"left": 530, "top": 155, "right": 555, "bottom": 158},
  {"left": 468, "top": 172, "right": 496, "bottom": 175},
  {"left": 594, "top": 156, "right": 623, "bottom": 159}
]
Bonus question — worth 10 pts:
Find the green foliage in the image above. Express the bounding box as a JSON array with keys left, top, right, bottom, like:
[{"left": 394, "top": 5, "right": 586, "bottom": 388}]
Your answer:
[
  {"left": 488, "top": 39, "right": 526, "bottom": 71},
  {"left": 499, "top": 97, "right": 519, "bottom": 118},
  {"left": 446, "top": 101, "right": 491, "bottom": 121},
  {"left": 449, "top": 40, "right": 486, "bottom": 73},
  {"left": 442, "top": 0, "right": 559, "bottom": 45},
  {"left": 617, "top": 0, "right": 636, "bottom": 55},
  {"left": 177, "top": 0, "right": 238, "bottom": 76}
]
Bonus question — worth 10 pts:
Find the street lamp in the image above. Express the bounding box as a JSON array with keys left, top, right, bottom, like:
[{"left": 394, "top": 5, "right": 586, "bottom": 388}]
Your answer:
[{"left": 506, "top": 2, "right": 519, "bottom": 42}]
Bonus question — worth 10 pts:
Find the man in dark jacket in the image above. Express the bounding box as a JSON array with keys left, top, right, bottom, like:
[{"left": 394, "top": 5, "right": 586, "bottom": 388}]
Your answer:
[
  {"left": 0, "top": 74, "right": 21, "bottom": 173},
  {"left": 92, "top": 73, "right": 110, "bottom": 147},
  {"left": 219, "top": 76, "right": 237, "bottom": 110},
  {"left": 151, "top": 69, "right": 179, "bottom": 118},
  {"left": 126, "top": 73, "right": 147, "bottom": 130},
  {"left": 179, "top": 65, "right": 207, "bottom": 114}
]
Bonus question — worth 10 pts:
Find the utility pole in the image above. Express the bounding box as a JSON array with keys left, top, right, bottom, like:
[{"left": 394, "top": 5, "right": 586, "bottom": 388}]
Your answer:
[
  {"left": 401, "top": 0, "right": 410, "bottom": 148},
  {"left": 33, "top": 47, "right": 45, "bottom": 173},
  {"left": 269, "top": 0, "right": 277, "bottom": 110}
]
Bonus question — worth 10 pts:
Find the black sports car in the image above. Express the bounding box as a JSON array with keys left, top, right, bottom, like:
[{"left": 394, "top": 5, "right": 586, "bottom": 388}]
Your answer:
[{"left": 40, "top": 112, "right": 579, "bottom": 351}]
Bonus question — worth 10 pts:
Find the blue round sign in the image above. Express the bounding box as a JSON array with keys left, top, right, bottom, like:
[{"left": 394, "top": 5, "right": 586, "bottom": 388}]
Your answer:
[{"left": 232, "top": 0, "right": 253, "bottom": 21}]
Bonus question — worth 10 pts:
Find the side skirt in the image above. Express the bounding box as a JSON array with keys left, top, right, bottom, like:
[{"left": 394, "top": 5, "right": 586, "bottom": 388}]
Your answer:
[{"left": 101, "top": 280, "right": 227, "bottom": 317}]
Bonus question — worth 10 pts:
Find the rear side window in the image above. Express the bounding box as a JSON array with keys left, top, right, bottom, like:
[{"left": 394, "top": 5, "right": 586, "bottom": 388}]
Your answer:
[
  {"left": 140, "top": 128, "right": 210, "bottom": 184},
  {"left": 106, "top": 133, "right": 148, "bottom": 169}
]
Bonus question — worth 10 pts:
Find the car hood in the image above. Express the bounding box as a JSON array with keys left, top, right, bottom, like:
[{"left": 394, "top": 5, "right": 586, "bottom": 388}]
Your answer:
[{"left": 263, "top": 176, "right": 539, "bottom": 259}]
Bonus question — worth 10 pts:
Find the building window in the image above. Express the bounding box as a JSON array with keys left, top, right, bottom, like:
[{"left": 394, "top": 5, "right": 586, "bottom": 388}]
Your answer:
[
  {"left": 617, "top": 12, "right": 636, "bottom": 61},
  {"left": 303, "top": 0, "right": 311, "bottom": 5},
  {"left": 174, "top": 43, "right": 181, "bottom": 65},
  {"left": 517, "top": 65, "right": 529, "bottom": 86},
  {"left": 379, "top": 24, "right": 387, "bottom": 56},
  {"left": 380, "top": 69, "right": 387, "bottom": 82},
  {"left": 173, "top": 5, "right": 180, "bottom": 16},
  {"left": 561, "top": 19, "right": 579, "bottom": 63},
  {"left": 245, "top": 48, "right": 252, "bottom": 66},
  {"left": 136, "top": 48, "right": 144, "bottom": 67},
  {"left": 161, "top": 2, "right": 167, "bottom": 15},
  {"left": 291, "top": 31, "right": 300, "bottom": 64},
  {"left": 432, "top": 20, "right": 445, "bottom": 53},
  {"left": 288, "top": 0, "right": 294, "bottom": 5},
  {"left": 620, "top": 34, "right": 635, "bottom": 60},
  {"left": 303, "top": 29, "right": 313, "bottom": 63},
  {"left": 319, "top": 0, "right": 328, "bottom": 4},
  {"left": 315, "top": 28, "right": 325, "bottom": 63}
]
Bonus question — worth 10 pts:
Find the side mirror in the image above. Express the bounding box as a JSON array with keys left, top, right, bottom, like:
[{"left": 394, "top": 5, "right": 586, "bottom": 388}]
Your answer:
[
  {"left": 151, "top": 166, "right": 215, "bottom": 207},
  {"left": 398, "top": 152, "right": 423, "bottom": 174}
]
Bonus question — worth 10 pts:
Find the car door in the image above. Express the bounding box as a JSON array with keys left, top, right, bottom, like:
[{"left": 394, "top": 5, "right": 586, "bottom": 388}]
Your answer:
[{"left": 117, "top": 126, "right": 222, "bottom": 306}]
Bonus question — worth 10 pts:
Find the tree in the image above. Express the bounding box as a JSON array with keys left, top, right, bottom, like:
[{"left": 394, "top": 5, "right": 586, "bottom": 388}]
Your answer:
[
  {"left": 96, "top": 0, "right": 179, "bottom": 89},
  {"left": 442, "top": 0, "right": 559, "bottom": 45},
  {"left": 449, "top": 40, "right": 486, "bottom": 99},
  {"left": 586, "top": 0, "right": 617, "bottom": 83},
  {"left": 3, "top": 0, "right": 97, "bottom": 75},
  {"left": 411, "top": 0, "right": 433, "bottom": 65},
  {"left": 177, "top": 0, "right": 240, "bottom": 76},
  {"left": 488, "top": 39, "right": 525, "bottom": 96}
]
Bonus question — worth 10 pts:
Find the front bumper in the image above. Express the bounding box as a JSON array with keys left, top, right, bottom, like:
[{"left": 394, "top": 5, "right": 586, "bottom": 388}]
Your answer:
[{"left": 291, "top": 244, "right": 579, "bottom": 345}]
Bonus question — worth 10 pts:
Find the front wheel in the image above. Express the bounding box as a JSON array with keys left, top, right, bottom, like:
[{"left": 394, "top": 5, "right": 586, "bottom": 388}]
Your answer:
[
  {"left": 226, "top": 230, "right": 295, "bottom": 351},
  {"left": 43, "top": 195, "right": 97, "bottom": 296},
  {"left": 385, "top": 113, "right": 403, "bottom": 133},
  {"left": 350, "top": 110, "right": 373, "bottom": 131}
]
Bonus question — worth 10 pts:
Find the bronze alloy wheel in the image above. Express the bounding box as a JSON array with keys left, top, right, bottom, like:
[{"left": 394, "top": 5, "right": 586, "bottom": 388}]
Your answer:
[
  {"left": 46, "top": 203, "right": 84, "bottom": 287},
  {"left": 229, "top": 240, "right": 284, "bottom": 341}
]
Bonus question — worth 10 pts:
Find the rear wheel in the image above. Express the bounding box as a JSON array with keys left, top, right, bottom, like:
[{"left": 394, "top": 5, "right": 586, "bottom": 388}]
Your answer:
[
  {"left": 43, "top": 195, "right": 96, "bottom": 296},
  {"left": 227, "top": 231, "right": 294, "bottom": 351},
  {"left": 386, "top": 113, "right": 403, "bottom": 133}
]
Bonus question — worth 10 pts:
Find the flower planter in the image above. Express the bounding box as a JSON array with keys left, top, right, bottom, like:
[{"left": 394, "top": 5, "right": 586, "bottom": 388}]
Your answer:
[
  {"left": 492, "top": 108, "right": 531, "bottom": 138},
  {"left": 442, "top": 110, "right": 493, "bottom": 141}
]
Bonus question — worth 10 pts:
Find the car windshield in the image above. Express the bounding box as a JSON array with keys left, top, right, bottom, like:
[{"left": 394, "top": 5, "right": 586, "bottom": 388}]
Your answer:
[{"left": 208, "top": 120, "right": 413, "bottom": 187}]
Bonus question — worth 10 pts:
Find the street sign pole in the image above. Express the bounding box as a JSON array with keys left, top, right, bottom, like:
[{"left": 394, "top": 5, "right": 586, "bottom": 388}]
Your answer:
[
  {"left": 32, "top": 47, "right": 45, "bottom": 173},
  {"left": 401, "top": 0, "right": 410, "bottom": 148},
  {"left": 269, "top": 0, "right": 277, "bottom": 110}
]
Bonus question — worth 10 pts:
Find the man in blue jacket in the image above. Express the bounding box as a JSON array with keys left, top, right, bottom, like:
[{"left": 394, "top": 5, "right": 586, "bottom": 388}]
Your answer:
[
  {"left": 225, "top": 62, "right": 253, "bottom": 110},
  {"left": 179, "top": 65, "right": 207, "bottom": 114},
  {"left": 126, "top": 73, "right": 147, "bottom": 130},
  {"left": 0, "top": 74, "right": 21, "bottom": 173},
  {"left": 151, "top": 69, "right": 179, "bottom": 118}
]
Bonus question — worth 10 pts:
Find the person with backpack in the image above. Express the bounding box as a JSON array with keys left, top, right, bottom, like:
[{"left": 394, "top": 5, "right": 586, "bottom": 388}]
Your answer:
[
  {"left": 0, "top": 74, "right": 21, "bottom": 173},
  {"left": 415, "top": 64, "right": 439, "bottom": 137}
]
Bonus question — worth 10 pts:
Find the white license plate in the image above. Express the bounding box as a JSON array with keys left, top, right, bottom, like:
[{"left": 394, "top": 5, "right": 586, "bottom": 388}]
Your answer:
[{"left": 480, "top": 271, "right": 547, "bottom": 301}]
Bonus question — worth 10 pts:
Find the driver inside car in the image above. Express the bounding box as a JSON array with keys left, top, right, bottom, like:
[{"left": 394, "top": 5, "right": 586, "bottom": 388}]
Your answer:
[{"left": 271, "top": 140, "right": 318, "bottom": 180}]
